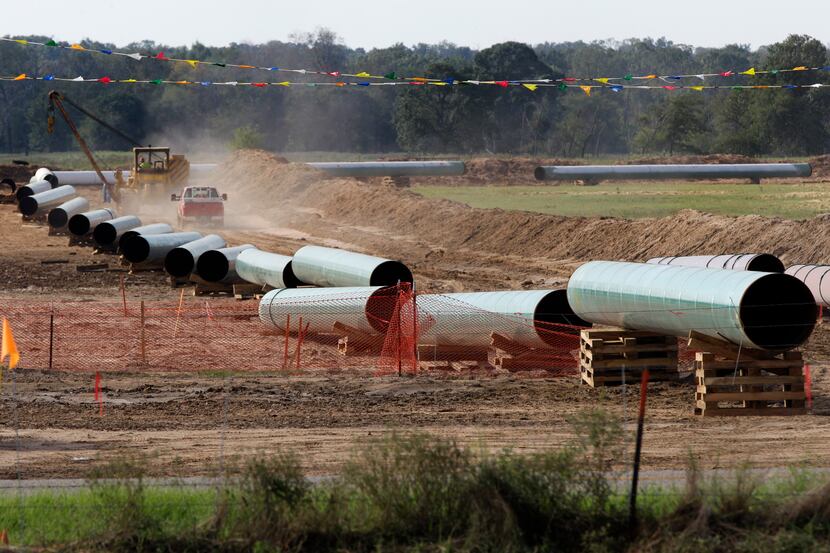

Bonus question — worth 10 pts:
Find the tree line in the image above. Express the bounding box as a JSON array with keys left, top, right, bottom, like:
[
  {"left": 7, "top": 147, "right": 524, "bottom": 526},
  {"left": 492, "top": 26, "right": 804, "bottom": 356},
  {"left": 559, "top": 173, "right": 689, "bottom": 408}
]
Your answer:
[{"left": 0, "top": 32, "right": 828, "bottom": 157}]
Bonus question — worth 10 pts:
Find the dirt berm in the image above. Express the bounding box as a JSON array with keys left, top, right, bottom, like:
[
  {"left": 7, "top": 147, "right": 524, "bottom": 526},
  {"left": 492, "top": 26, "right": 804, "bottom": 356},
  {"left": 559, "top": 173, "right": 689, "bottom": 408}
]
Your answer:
[{"left": 217, "top": 150, "right": 830, "bottom": 266}]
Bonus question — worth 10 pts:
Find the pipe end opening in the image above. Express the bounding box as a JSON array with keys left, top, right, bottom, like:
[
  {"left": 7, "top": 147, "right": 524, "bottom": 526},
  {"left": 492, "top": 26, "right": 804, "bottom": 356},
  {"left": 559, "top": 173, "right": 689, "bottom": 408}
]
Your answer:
[
  {"left": 740, "top": 273, "right": 817, "bottom": 350},
  {"left": 370, "top": 260, "right": 414, "bottom": 287}
]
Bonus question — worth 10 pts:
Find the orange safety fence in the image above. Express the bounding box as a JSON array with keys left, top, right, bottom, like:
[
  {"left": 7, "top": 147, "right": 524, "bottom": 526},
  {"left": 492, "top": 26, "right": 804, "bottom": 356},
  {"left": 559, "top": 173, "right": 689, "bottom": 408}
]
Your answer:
[{"left": 0, "top": 285, "right": 703, "bottom": 376}]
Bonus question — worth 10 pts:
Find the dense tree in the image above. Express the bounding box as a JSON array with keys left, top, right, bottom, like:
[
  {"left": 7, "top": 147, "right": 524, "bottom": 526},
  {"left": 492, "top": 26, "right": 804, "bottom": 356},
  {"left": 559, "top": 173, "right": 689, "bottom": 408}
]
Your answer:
[{"left": 0, "top": 33, "right": 828, "bottom": 157}]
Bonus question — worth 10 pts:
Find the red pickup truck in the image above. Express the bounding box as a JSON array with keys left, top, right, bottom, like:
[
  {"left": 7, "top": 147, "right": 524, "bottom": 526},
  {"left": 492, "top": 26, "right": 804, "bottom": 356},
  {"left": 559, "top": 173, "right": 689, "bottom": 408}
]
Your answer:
[{"left": 171, "top": 186, "right": 227, "bottom": 227}]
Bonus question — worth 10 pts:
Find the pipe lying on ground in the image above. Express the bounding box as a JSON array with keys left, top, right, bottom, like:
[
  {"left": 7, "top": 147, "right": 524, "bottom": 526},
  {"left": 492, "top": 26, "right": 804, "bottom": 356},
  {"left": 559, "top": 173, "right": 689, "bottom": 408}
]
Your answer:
[
  {"left": 566, "top": 261, "right": 817, "bottom": 351},
  {"left": 67, "top": 208, "right": 116, "bottom": 237},
  {"left": 196, "top": 244, "right": 256, "bottom": 284},
  {"left": 1, "top": 178, "right": 15, "bottom": 194},
  {"left": 121, "top": 232, "right": 202, "bottom": 266},
  {"left": 534, "top": 163, "right": 812, "bottom": 183},
  {"left": 18, "top": 186, "right": 76, "bottom": 217},
  {"left": 785, "top": 265, "right": 830, "bottom": 308},
  {"left": 45, "top": 164, "right": 217, "bottom": 186},
  {"left": 307, "top": 161, "right": 465, "bottom": 178},
  {"left": 259, "top": 286, "right": 398, "bottom": 334},
  {"left": 47, "top": 197, "right": 90, "bottom": 229},
  {"left": 33, "top": 168, "right": 58, "bottom": 187},
  {"left": 164, "top": 234, "right": 227, "bottom": 277},
  {"left": 416, "top": 290, "right": 591, "bottom": 348},
  {"left": 235, "top": 249, "right": 301, "bottom": 289},
  {"left": 92, "top": 215, "right": 142, "bottom": 247},
  {"left": 292, "top": 245, "right": 413, "bottom": 288},
  {"left": 647, "top": 254, "right": 785, "bottom": 273},
  {"left": 16, "top": 180, "right": 53, "bottom": 201},
  {"left": 117, "top": 223, "right": 174, "bottom": 251}
]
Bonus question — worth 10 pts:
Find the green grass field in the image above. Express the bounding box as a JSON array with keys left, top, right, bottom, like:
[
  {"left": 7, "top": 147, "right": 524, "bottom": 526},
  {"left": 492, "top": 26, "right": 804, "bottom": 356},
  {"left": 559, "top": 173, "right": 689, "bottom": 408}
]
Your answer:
[{"left": 413, "top": 182, "right": 830, "bottom": 220}]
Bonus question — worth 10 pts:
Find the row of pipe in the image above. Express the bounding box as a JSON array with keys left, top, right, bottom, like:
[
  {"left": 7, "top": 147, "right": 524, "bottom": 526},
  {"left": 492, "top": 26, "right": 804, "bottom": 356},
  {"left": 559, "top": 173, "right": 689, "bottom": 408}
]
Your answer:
[{"left": 534, "top": 163, "right": 813, "bottom": 183}]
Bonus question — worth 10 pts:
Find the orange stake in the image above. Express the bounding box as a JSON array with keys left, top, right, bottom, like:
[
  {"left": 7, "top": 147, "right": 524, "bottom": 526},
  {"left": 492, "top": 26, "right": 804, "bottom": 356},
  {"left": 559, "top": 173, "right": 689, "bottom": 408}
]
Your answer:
[
  {"left": 120, "top": 274, "right": 128, "bottom": 316},
  {"left": 282, "top": 314, "right": 291, "bottom": 370}
]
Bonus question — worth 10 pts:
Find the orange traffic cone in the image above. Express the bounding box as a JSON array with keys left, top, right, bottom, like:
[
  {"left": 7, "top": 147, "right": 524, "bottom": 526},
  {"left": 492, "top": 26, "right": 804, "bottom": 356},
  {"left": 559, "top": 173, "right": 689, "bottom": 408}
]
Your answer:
[{"left": 0, "top": 528, "right": 9, "bottom": 545}]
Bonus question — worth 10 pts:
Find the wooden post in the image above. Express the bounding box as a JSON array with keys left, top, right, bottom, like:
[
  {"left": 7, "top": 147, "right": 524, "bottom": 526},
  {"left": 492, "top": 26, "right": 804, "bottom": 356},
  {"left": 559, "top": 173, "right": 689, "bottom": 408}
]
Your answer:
[
  {"left": 120, "top": 274, "right": 128, "bottom": 316},
  {"left": 282, "top": 314, "right": 291, "bottom": 371},
  {"left": 173, "top": 288, "right": 185, "bottom": 338},
  {"left": 629, "top": 368, "right": 650, "bottom": 528},
  {"left": 48, "top": 313, "right": 54, "bottom": 370},
  {"left": 139, "top": 300, "right": 147, "bottom": 365}
]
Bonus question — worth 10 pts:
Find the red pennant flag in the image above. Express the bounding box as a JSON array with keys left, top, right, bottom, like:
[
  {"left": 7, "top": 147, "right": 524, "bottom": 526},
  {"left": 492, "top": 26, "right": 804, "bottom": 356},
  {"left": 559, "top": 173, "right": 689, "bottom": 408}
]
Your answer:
[
  {"left": 495, "top": 81, "right": 509, "bottom": 88},
  {"left": 662, "top": 85, "right": 677, "bottom": 91},
  {"left": 562, "top": 77, "right": 577, "bottom": 83},
  {"left": 155, "top": 52, "right": 166, "bottom": 60},
  {"left": 719, "top": 71, "right": 734, "bottom": 77},
  {"left": 252, "top": 82, "right": 267, "bottom": 87},
  {"left": 327, "top": 71, "right": 341, "bottom": 77},
  {"left": 98, "top": 77, "right": 112, "bottom": 84},
  {"left": 409, "top": 81, "right": 426, "bottom": 85}
]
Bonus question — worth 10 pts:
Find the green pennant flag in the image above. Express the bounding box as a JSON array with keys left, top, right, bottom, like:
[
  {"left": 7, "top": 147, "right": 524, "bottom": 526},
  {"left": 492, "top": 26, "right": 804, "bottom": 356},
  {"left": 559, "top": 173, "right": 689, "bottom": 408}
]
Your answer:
[
  {"left": 558, "top": 83, "right": 567, "bottom": 91},
  {"left": 383, "top": 72, "right": 396, "bottom": 80},
  {"left": 45, "top": 39, "right": 57, "bottom": 47},
  {"left": 624, "top": 74, "right": 633, "bottom": 81},
  {"left": 150, "top": 79, "right": 162, "bottom": 85},
  {"left": 770, "top": 70, "right": 779, "bottom": 75}
]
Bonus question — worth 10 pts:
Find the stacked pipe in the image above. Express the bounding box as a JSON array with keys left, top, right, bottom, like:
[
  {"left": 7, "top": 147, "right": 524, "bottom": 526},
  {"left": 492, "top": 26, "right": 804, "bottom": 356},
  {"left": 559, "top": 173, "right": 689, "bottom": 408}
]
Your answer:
[
  {"left": 18, "top": 185, "right": 76, "bottom": 218},
  {"left": 93, "top": 216, "right": 142, "bottom": 249},
  {"left": 234, "top": 249, "right": 301, "bottom": 288},
  {"left": 121, "top": 232, "right": 202, "bottom": 267},
  {"left": 646, "top": 254, "right": 785, "bottom": 273},
  {"left": 47, "top": 197, "right": 90, "bottom": 230},
  {"left": 292, "top": 245, "right": 413, "bottom": 287},
  {"left": 306, "top": 160, "right": 465, "bottom": 178},
  {"left": 196, "top": 244, "right": 256, "bottom": 284},
  {"left": 16, "top": 180, "right": 54, "bottom": 202},
  {"left": 164, "top": 234, "right": 227, "bottom": 278},
  {"left": 118, "top": 223, "right": 174, "bottom": 252},
  {"left": 566, "top": 261, "right": 816, "bottom": 351},
  {"left": 67, "top": 208, "right": 116, "bottom": 237},
  {"left": 785, "top": 265, "right": 830, "bottom": 308}
]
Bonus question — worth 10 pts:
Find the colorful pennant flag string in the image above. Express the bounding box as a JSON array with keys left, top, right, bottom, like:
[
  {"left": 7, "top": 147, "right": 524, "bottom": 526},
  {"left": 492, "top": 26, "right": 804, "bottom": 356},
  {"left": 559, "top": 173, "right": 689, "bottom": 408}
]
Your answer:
[
  {"left": 3, "top": 36, "right": 828, "bottom": 86},
  {"left": 1, "top": 72, "right": 827, "bottom": 94}
]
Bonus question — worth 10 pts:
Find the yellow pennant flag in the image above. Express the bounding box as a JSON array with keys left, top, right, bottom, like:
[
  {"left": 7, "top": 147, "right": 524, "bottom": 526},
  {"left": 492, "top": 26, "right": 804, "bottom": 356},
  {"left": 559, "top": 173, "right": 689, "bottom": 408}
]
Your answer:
[
  {"left": 595, "top": 78, "right": 610, "bottom": 84},
  {"left": 430, "top": 82, "right": 447, "bottom": 86},
  {"left": 175, "top": 80, "right": 190, "bottom": 85},
  {"left": 70, "top": 43, "right": 85, "bottom": 50},
  {"left": 643, "top": 74, "right": 657, "bottom": 80},
  {"left": 276, "top": 81, "right": 291, "bottom": 86},
  {"left": 580, "top": 85, "right": 592, "bottom": 96},
  {"left": 740, "top": 67, "right": 756, "bottom": 76},
  {"left": 355, "top": 72, "right": 371, "bottom": 78},
  {"left": 121, "top": 79, "right": 137, "bottom": 83},
  {"left": 238, "top": 64, "right": 255, "bottom": 69},
  {"left": 13, "top": 74, "right": 26, "bottom": 81},
  {"left": 15, "top": 39, "right": 28, "bottom": 45},
  {"left": 2, "top": 318, "right": 19, "bottom": 370},
  {"left": 793, "top": 66, "right": 808, "bottom": 71},
  {"left": 522, "top": 83, "right": 538, "bottom": 91},
  {"left": 185, "top": 60, "right": 199, "bottom": 68},
  {"left": 689, "top": 86, "right": 705, "bottom": 91}
]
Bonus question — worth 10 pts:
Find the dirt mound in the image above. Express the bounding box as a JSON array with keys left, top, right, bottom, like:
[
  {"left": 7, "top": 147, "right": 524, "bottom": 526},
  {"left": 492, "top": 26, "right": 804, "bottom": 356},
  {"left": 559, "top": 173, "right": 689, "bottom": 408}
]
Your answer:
[{"left": 216, "top": 150, "right": 830, "bottom": 266}]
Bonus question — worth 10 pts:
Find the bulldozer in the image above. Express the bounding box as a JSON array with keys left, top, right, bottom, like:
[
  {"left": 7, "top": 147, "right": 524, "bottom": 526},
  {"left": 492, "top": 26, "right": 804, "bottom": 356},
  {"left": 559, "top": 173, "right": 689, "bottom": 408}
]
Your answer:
[
  {"left": 48, "top": 91, "right": 190, "bottom": 208},
  {"left": 122, "top": 146, "right": 190, "bottom": 202}
]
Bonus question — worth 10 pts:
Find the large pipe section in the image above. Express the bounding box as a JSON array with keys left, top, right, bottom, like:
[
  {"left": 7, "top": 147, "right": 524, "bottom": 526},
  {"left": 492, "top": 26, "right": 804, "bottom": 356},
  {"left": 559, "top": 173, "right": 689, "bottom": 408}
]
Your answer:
[
  {"left": 67, "top": 208, "right": 116, "bottom": 237},
  {"left": 117, "top": 223, "right": 174, "bottom": 251},
  {"left": 121, "top": 232, "right": 202, "bottom": 266},
  {"left": 416, "top": 290, "right": 590, "bottom": 348},
  {"left": 785, "top": 265, "right": 830, "bottom": 308},
  {"left": 164, "top": 234, "right": 227, "bottom": 277},
  {"left": 292, "top": 245, "right": 413, "bottom": 287},
  {"left": 18, "top": 185, "right": 76, "bottom": 217},
  {"left": 534, "top": 163, "right": 812, "bottom": 183},
  {"left": 92, "top": 215, "right": 142, "bottom": 247},
  {"left": 567, "top": 261, "right": 816, "bottom": 351},
  {"left": 306, "top": 161, "right": 465, "bottom": 177},
  {"left": 42, "top": 164, "right": 218, "bottom": 186},
  {"left": 47, "top": 197, "right": 90, "bottom": 229},
  {"left": 196, "top": 244, "right": 256, "bottom": 284},
  {"left": 33, "top": 168, "right": 58, "bottom": 186},
  {"left": 259, "top": 287, "right": 398, "bottom": 334},
  {"left": 235, "top": 249, "right": 301, "bottom": 289},
  {"left": 647, "top": 254, "right": 785, "bottom": 273},
  {"left": 1, "top": 178, "right": 15, "bottom": 194},
  {"left": 15, "top": 180, "right": 53, "bottom": 201}
]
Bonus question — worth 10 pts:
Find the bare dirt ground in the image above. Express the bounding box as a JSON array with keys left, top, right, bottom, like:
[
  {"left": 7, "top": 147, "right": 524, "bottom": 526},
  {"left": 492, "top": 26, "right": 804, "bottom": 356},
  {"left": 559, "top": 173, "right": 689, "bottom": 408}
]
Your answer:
[{"left": 3, "top": 151, "right": 830, "bottom": 479}]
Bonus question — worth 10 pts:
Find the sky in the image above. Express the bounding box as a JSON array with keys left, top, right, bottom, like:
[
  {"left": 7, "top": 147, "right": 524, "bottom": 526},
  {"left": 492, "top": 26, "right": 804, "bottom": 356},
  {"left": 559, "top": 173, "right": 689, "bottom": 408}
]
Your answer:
[{"left": 3, "top": 0, "right": 829, "bottom": 50}]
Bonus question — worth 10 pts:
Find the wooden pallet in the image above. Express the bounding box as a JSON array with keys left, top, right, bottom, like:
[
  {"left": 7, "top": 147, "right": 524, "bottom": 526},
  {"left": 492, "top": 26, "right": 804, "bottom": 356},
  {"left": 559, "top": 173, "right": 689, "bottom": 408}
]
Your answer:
[
  {"left": 488, "top": 333, "right": 575, "bottom": 373},
  {"left": 418, "top": 344, "right": 490, "bottom": 371},
  {"left": 233, "top": 283, "right": 268, "bottom": 300},
  {"left": 695, "top": 350, "right": 806, "bottom": 416},
  {"left": 580, "top": 329, "right": 679, "bottom": 387}
]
